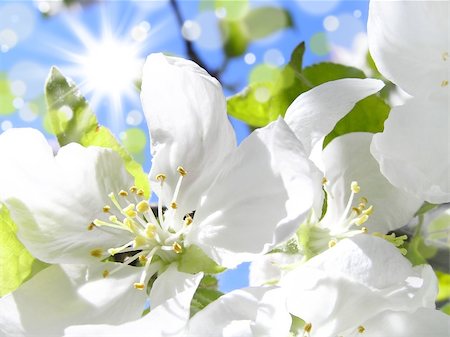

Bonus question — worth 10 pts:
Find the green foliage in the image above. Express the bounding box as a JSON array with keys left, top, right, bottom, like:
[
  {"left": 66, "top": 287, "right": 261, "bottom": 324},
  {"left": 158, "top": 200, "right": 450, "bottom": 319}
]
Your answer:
[
  {"left": 228, "top": 42, "right": 390, "bottom": 145},
  {"left": 405, "top": 234, "right": 438, "bottom": 266},
  {"left": 0, "top": 204, "right": 47, "bottom": 297},
  {"left": 0, "top": 75, "right": 15, "bottom": 116},
  {"left": 190, "top": 275, "right": 223, "bottom": 317},
  {"left": 178, "top": 245, "right": 225, "bottom": 274},
  {"left": 220, "top": 5, "right": 293, "bottom": 58},
  {"left": 45, "top": 67, "right": 150, "bottom": 197},
  {"left": 437, "top": 271, "right": 450, "bottom": 302}
]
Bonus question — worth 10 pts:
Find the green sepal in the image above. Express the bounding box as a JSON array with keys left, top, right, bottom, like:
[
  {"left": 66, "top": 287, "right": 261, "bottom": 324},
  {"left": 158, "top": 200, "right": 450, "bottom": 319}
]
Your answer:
[
  {"left": 190, "top": 275, "right": 223, "bottom": 317},
  {"left": 0, "top": 204, "right": 48, "bottom": 297},
  {"left": 178, "top": 245, "right": 226, "bottom": 274},
  {"left": 45, "top": 67, "right": 150, "bottom": 198}
]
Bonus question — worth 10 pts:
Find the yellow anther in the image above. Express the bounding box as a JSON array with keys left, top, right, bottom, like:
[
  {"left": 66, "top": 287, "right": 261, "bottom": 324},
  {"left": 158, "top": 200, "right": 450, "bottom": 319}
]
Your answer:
[
  {"left": 360, "top": 197, "right": 368, "bottom": 204},
  {"left": 170, "top": 202, "right": 178, "bottom": 209},
  {"left": 304, "top": 322, "right": 312, "bottom": 333},
  {"left": 441, "top": 80, "right": 448, "bottom": 87},
  {"left": 136, "top": 200, "right": 150, "bottom": 213},
  {"left": 173, "top": 242, "right": 183, "bottom": 254},
  {"left": 355, "top": 214, "right": 369, "bottom": 226},
  {"left": 133, "top": 282, "right": 145, "bottom": 290},
  {"left": 443, "top": 52, "right": 449, "bottom": 61},
  {"left": 102, "top": 270, "right": 109, "bottom": 278},
  {"left": 177, "top": 166, "right": 187, "bottom": 176},
  {"left": 358, "top": 325, "right": 365, "bottom": 334},
  {"left": 139, "top": 255, "right": 148, "bottom": 264},
  {"left": 129, "top": 186, "right": 138, "bottom": 193},
  {"left": 109, "top": 215, "right": 118, "bottom": 222},
  {"left": 322, "top": 177, "right": 328, "bottom": 185},
  {"left": 119, "top": 190, "right": 128, "bottom": 197},
  {"left": 137, "top": 189, "right": 145, "bottom": 196},
  {"left": 102, "top": 205, "right": 111, "bottom": 213},
  {"left": 156, "top": 174, "right": 166, "bottom": 182},
  {"left": 134, "top": 236, "right": 146, "bottom": 248},
  {"left": 328, "top": 239, "right": 337, "bottom": 248},
  {"left": 363, "top": 205, "right": 373, "bottom": 216},
  {"left": 352, "top": 207, "right": 362, "bottom": 215},
  {"left": 123, "top": 204, "right": 137, "bottom": 218},
  {"left": 361, "top": 227, "right": 368, "bottom": 233},
  {"left": 184, "top": 215, "right": 193, "bottom": 226},
  {"left": 90, "top": 248, "right": 103, "bottom": 258},
  {"left": 146, "top": 224, "right": 156, "bottom": 239},
  {"left": 351, "top": 181, "right": 360, "bottom": 193},
  {"left": 87, "top": 222, "right": 95, "bottom": 231},
  {"left": 108, "top": 248, "right": 120, "bottom": 256}
]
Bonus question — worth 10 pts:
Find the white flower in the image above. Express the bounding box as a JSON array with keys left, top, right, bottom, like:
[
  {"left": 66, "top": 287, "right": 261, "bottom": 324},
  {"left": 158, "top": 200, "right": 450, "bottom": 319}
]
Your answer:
[
  {"left": 279, "top": 234, "right": 445, "bottom": 337},
  {"left": 0, "top": 53, "right": 319, "bottom": 333},
  {"left": 368, "top": 0, "right": 449, "bottom": 203},
  {"left": 64, "top": 265, "right": 292, "bottom": 337}
]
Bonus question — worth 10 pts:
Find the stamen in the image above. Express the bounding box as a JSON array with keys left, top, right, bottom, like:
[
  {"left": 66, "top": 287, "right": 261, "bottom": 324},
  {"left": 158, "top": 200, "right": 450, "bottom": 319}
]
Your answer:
[
  {"left": 133, "top": 282, "right": 145, "bottom": 290},
  {"left": 123, "top": 204, "right": 137, "bottom": 218},
  {"left": 108, "top": 240, "right": 134, "bottom": 256},
  {"left": 354, "top": 214, "right": 369, "bottom": 226},
  {"left": 119, "top": 190, "right": 128, "bottom": 197},
  {"left": 137, "top": 189, "right": 145, "bottom": 196},
  {"left": 172, "top": 242, "right": 183, "bottom": 254},
  {"left": 328, "top": 239, "right": 337, "bottom": 248},
  {"left": 156, "top": 174, "right": 166, "bottom": 182},
  {"left": 102, "top": 270, "right": 109, "bottom": 278},
  {"left": 129, "top": 186, "right": 138, "bottom": 193},
  {"left": 322, "top": 177, "right": 328, "bottom": 185},
  {"left": 136, "top": 200, "right": 150, "bottom": 213},
  {"left": 177, "top": 166, "right": 187, "bottom": 176},
  {"left": 90, "top": 248, "right": 103, "bottom": 258},
  {"left": 87, "top": 222, "right": 95, "bottom": 231},
  {"left": 362, "top": 205, "right": 373, "bottom": 216},
  {"left": 441, "top": 80, "right": 448, "bottom": 87},
  {"left": 361, "top": 227, "right": 368, "bottom": 233},
  {"left": 146, "top": 224, "right": 157, "bottom": 239},
  {"left": 304, "top": 323, "right": 312, "bottom": 333},
  {"left": 102, "top": 205, "right": 111, "bottom": 213},
  {"left": 139, "top": 255, "right": 148, "bottom": 264},
  {"left": 133, "top": 235, "right": 147, "bottom": 248},
  {"left": 170, "top": 202, "right": 178, "bottom": 209},
  {"left": 358, "top": 325, "right": 365, "bottom": 334},
  {"left": 351, "top": 181, "right": 360, "bottom": 193},
  {"left": 443, "top": 52, "right": 449, "bottom": 61},
  {"left": 184, "top": 215, "right": 193, "bottom": 226}
]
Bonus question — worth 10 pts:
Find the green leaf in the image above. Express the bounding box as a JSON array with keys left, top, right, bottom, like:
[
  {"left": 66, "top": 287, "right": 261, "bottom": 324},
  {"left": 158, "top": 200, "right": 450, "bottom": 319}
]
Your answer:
[
  {"left": 323, "top": 95, "right": 390, "bottom": 148},
  {"left": 178, "top": 245, "right": 225, "bottom": 274},
  {"left": 437, "top": 271, "right": 450, "bottom": 302},
  {"left": 45, "top": 67, "right": 150, "bottom": 197},
  {"left": 243, "top": 7, "right": 293, "bottom": 40},
  {"left": 0, "top": 74, "right": 16, "bottom": 116},
  {"left": 221, "top": 20, "right": 249, "bottom": 58},
  {"left": 190, "top": 281, "right": 223, "bottom": 317},
  {"left": 302, "top": 62, "right": 366, "bottom": 86},
  {"left": 405, "top": 234, "right": 438, "bottom": 266},
  {"left": 0, "top": 204, "right": 48, "bottom": 296}
]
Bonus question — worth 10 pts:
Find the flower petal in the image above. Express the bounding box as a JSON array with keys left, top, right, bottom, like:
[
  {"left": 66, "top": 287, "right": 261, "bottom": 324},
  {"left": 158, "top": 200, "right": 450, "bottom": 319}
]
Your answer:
[
  {"left": 187, "top": 287, "right": 291, "bottom": 337},
  {"left": 368, "top": 0, "right": 449, "bottom": 99},
  {"left": 321, "top": 132, "right": 422, "bottom": 233},
  {"left": 141, "top": 53, "right": 236, "bottom": 215},
  {"left": 0, "top": 262, "right": 147, "bottom": 337},
  {"left": 284, "top": 78, "right": 384, "bottom": 156},
  {"left": 64, "top": 265, "right": 202, "bottom": 337},
  {"left": 0, "top": 128, "right": 136, "bottom": 264},
  {"left": 362, "top": 308, "right": 450, "bottom": 337},
  {"left": 249, "top": 252, "right": 301, "bottom": 287},
  {"left": 186, "top": 118, "right": 322, "bottom": 268},
  {"left": 280, "top": 235, "right": 437, "bottom": 337},
  {"left": 371, "top": 98, "right": 449, "bottom": 204}
]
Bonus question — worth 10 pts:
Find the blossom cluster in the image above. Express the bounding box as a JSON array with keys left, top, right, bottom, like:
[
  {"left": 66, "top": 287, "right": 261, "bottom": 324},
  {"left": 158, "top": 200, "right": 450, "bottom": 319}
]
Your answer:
[{"left": 0, "top": 1, "right": 448, "bottom": 336}]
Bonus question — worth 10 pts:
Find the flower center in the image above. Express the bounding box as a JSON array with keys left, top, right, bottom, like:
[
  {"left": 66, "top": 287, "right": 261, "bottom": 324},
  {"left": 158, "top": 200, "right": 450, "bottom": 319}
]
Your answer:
[{"left": 88, "top": 166, "right": 193, "bottom": 290}]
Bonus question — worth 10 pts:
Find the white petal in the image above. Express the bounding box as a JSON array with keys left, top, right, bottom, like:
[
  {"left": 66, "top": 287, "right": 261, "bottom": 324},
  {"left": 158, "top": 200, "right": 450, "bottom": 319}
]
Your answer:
[
  {"left": 280, "top": 235, "right": 437, "bottom": 337},
  {"left": 0, "top": 128, "right": 136, "bottom": 264},
  {"left": 249, "top": 252, "right": 301, "bottom": 287},
  {"left": 371, "top": 98, "right": 450, "bottom": 204},
  {"left": 0, "top": 262, "right": 147, "bottom": 337},
  {"left": 187, "top": 287, "right": 291, "bottom": 337},
  {"left": 141, "top": 53, "right": 236, "bottom": 215},
  {"left": 321, "top": 132, "right": 422, "bottom": 233},
  {"left": 284, "top": 78, "right": 384, "bottom": 156},
  {"left": 64, "top": 266, "right": 202, "bottom": 337},
  {"left": 186, "top": 118, "right": 322, "bottom": 268},
  {"left": 362, "top": 308, "right": 450, "bottom": 337},
  {"left": 368, "top": 0, "right": 449, "bottom": 99}
]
